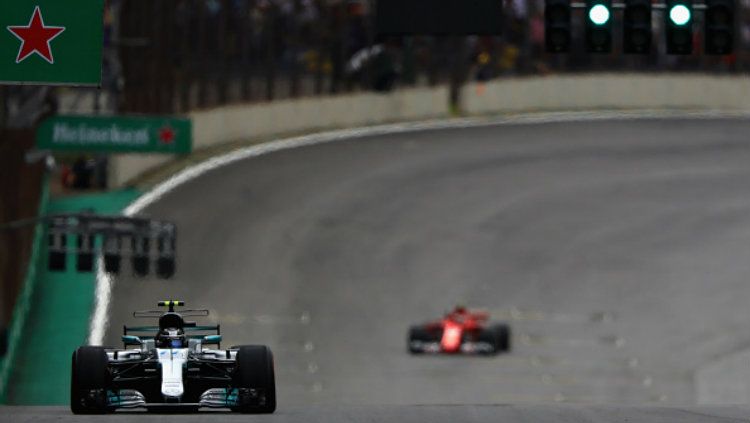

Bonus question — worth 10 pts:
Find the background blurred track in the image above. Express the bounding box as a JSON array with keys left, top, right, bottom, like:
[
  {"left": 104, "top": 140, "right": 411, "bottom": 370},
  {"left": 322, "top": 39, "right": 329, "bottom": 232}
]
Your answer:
[
  {"left": 3, "top": 405, "right": 750, "bottom": 423},
  {"left": 98, "top": 118, "right": 750, "bottom": 407}
]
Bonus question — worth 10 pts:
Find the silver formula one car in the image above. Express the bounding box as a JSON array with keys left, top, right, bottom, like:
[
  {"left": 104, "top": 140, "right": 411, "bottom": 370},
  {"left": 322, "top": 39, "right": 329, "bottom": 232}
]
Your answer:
[{"left": 70, "top": 301, "right": 275, "bottom": 414}]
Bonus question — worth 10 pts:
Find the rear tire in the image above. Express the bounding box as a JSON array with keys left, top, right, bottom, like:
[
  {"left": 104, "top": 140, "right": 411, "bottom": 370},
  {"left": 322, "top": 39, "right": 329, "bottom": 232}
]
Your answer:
[
  {"left": 70, "top": 346, "right": 109, "bottom": 414},
  {"left": 478, "top": 324, "right": 511, "bottom": 355},
  {"left": 493, "top": 324, "right": 511, "bottom": 353},
  {"left": 232, "top": 345, "right": 276, "bottom": 414}
]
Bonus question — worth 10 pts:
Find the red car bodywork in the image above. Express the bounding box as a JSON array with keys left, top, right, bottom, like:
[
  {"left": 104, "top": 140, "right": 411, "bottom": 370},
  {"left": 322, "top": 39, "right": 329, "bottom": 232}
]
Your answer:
[{"left": 423, "top": 308, "right": 490, "bottom": 353}]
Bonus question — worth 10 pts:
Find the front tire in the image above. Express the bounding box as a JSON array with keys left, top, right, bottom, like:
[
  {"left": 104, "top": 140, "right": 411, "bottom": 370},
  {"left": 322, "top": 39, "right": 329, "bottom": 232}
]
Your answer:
[
  {"left": 408, "top": 327, "right": 427, "bottom": 354},
  {"left": 408, "top": 326, "right": 442, "bottom": 354},
  {"left": 232, "top": 345, "right": 276, "bottom": 414},
  {"left": 70, "top": 346, "right": 109, "bottom": 414},
  {"left": 478, "top": 324, "right": 512, "bottom": 355}
]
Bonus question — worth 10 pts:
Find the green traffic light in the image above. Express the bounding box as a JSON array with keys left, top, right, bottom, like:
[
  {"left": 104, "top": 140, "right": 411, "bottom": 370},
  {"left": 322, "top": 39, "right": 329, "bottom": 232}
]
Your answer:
[
  {"left": 589, "top": 4, "right": 611, "bottom": 25},
  {"left": 669, "top": 4, "right": 691, "bottom": 25}
]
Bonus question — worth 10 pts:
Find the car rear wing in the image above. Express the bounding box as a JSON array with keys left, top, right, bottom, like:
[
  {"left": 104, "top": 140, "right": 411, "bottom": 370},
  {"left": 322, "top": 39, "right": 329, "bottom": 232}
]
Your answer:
[
  {"left": 133, "top": 309, "right": 209, "bottom": 318},
  {"left": 123, "top": 324, "right": 220, "bottom": 336}
]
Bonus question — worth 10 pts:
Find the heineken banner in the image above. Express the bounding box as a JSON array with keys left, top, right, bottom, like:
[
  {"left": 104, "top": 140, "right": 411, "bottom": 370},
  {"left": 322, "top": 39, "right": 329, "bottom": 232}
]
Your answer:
[
  {"left": 0, "top": 0, "right": 104, "bottom": 85},
  {"left": 37, "top": 116, "right": 193, "bottom": 154}
]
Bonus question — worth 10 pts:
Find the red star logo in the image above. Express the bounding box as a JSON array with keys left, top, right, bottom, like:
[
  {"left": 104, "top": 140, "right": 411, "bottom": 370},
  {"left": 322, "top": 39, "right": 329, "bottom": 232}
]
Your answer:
[
  {"left": 158, "top": 126, "right": 176, "bottom": 144},
  {"left": 7, "top": 7, "right": 65, "bottom": 64}
]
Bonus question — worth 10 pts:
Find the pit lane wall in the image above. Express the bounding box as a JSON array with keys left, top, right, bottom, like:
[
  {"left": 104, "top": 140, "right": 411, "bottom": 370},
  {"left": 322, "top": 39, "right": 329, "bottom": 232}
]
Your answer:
[{"left": 109, "top": 74, "right": 750, "bottom": 188}]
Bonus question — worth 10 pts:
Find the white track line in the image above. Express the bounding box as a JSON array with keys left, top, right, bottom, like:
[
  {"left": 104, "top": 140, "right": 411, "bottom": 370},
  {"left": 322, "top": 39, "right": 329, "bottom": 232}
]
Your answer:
[{"left": 87, "top": 109, "right": 750, "bottom": 345}]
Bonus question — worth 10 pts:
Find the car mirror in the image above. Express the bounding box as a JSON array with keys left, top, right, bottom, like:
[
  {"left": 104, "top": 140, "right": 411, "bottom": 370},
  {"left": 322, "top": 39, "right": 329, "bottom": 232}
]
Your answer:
[
  {"left": 203, "top": 335, "right": 222, "bottom": 345},
  {"left": 122, "top": 335, "right": 142, "bottom": 346}
]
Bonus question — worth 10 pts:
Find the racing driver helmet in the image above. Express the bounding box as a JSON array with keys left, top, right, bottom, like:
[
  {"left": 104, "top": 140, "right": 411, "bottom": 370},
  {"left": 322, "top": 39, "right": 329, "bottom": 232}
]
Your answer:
[{"left": 156, "top": 327, "right": 187, "bottom": 348}]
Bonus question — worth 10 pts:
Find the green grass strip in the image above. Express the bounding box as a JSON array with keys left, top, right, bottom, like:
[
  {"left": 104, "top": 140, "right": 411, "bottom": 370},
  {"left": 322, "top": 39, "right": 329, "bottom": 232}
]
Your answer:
[
  {"left": 0, "top": 174, "right": 50, "bottom": 403},
  {"left": 3, "top": 187, "right": 141, "bottom": 405}
]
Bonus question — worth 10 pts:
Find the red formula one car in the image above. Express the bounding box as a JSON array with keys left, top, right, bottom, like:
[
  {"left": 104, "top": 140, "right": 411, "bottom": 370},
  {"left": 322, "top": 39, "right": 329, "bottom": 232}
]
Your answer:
[{"left": 408, "top": 306, "right": 511, "bottom": 355}]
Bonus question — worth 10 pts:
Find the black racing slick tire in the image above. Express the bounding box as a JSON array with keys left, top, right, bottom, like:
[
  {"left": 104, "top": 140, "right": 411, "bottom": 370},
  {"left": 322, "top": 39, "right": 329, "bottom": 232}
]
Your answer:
[
  {"left": 70, "top": 346, "right": 109, "bottom": 414},
  {"left": 494, "top": 324, "right": 511, "bottom": 353},
  {"left": 478, "top": 324, "right": 511, "bottom": 355},
  {"left": 232, "top": 345, "right": 276, "bottom": 414},
  {"left": 408, "top": 327, "right": 426, "bottom": 354}
]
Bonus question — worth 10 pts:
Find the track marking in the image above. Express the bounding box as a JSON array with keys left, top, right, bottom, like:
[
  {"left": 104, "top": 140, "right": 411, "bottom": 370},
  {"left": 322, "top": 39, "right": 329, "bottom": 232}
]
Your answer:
[
  {"left": 517, "top": 333, "right": 625, "bottom": 348},
  {"left": 92, "top": 258, "right": 112, "bottom": 345},
  {"left": 483, "top": 307, "right": 617, "bottom": 324},
  {"left": 88, "top": 110, "right": 750, "bottom": 345},
  {"left": 273, "top": 362, "right": 320, "bottom": 376}
]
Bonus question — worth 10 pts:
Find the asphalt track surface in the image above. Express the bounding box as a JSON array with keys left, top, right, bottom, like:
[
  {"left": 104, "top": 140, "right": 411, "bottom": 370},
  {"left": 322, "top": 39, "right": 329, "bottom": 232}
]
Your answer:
[
  {"left": 2, "top": 405, "right": 750, "bottom": 423},
  {"left": 44, "top": 117, "right": 750, "bottom": 420}
]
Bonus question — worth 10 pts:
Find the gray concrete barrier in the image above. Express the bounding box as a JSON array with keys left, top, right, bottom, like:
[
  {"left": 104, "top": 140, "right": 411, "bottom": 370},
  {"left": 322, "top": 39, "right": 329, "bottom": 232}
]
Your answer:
[
  {"left": 109, "top": 74, "right": 750, "bottom": 187},
  {"left": 109, "top": 86, "right": 449, "bottom": 187},
  {"left": 461, "top": 74, "right": 750, "bottom": 114}
]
